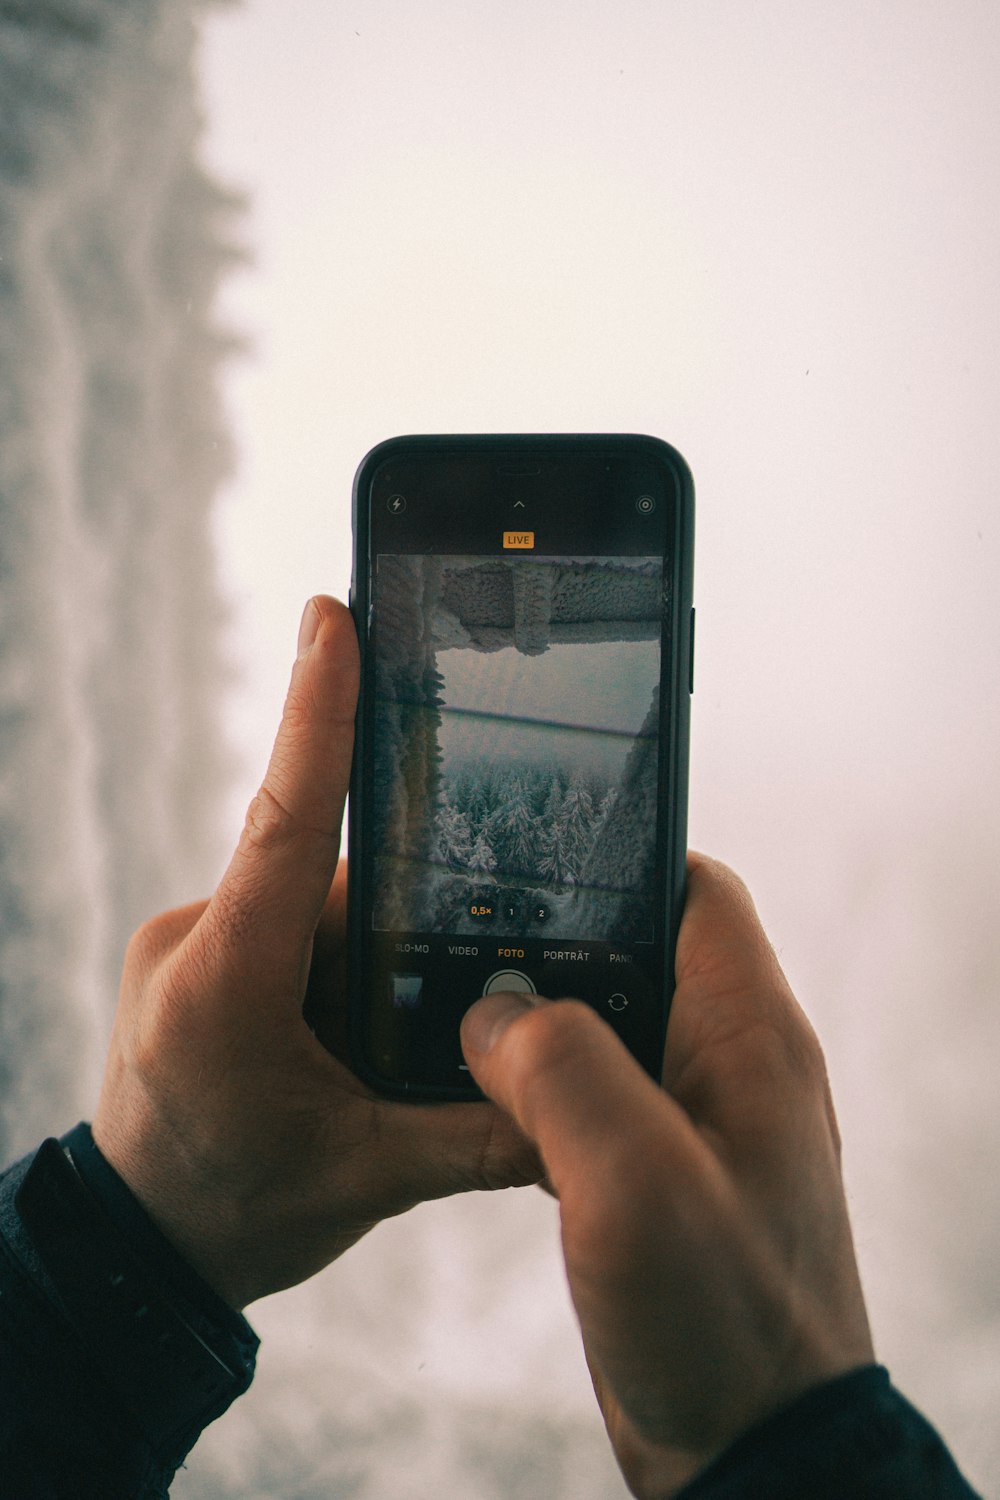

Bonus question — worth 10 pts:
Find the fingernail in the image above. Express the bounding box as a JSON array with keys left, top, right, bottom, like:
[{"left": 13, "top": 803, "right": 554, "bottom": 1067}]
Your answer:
[
  {"left": 462, "top": 991, "right": 540, "bottom": 1054},
  {"left": 297, "top": 598, "right": 321, "bottom": 658}
]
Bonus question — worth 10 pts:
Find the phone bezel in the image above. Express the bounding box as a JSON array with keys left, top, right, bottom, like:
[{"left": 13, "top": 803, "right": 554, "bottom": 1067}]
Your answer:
[{"left": 346, "top": 433, "right": 694, "bottom": 1099}]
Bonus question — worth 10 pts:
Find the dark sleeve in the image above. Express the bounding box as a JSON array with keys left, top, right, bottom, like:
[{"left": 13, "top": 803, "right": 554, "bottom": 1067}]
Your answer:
[
  {"left": 0, "top": 1125, "right": 259, "bottom": 1499},
  {"left": 675, "top": 1363, "right": 984, "bottom": 1500}
]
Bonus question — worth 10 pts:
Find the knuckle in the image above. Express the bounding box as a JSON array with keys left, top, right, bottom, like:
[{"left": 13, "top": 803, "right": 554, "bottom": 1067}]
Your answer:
[
  {"left": 786, "top": 1021, "right": 843, "bottom": 1150},
  {"left": 123, "top": 911, "right": 183, "bottom": 978},
  {"left": 239, "top": 780, "right": 338, "bottom": 857},
  {"left": 241, "top": 783, "right": 299, "bottom": 853},
  {"left": 782, "top": 1007, "right": 828, "bottom": 1087},
  {"left": 751, "top": 1009, "right": 833, "bottom": 1126},
  {"left": 476, "top": 1112, "right": 542, "bottom": 1192},
  {"left": 122, "top": 920, "right": 159, "bottom": 975},
  {"left": 447, "top": 1108, "right": 542, "bottom": 1195}
]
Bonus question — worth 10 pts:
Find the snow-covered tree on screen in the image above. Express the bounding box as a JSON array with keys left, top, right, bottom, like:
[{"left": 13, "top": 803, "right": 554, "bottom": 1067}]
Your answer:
[
  {"left": 538, "top": 780, "right": 573, "bottom": 891},
  {"left": 435, "top": 798, "right": 473, "bottom": 870},
  {"left": 558, "top": 778, "right": 597, "bottom": 885},
  {"left": 489, "top": 776, "right": 541, "bottom": 878},
  {"left": 597, "top": 786, "right": 619, "bottom": 826},
  {"left": 467, "top": 829, "right": 498, "bottom": 880}
]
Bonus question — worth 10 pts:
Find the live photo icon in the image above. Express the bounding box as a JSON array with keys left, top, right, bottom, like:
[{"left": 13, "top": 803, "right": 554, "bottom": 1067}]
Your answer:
[{"left": 502, "top": 530, "right": 534, "bottom": 549}]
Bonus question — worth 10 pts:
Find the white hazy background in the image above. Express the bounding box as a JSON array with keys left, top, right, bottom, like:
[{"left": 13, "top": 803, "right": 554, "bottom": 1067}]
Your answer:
[
  {"left": 1, "top": 1, "right": 998, "bottom": 1496},
  {"left": 197, "top": 3, "right": 1000, "bottom": 1494}
]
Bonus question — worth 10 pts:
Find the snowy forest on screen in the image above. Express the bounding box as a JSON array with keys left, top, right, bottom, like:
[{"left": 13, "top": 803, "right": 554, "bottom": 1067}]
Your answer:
[
  {"left": 371, "top": 552, "right": 663, "bottom": 943},
  {"left": 395, "top": 679, "right": 660, "bottom": 943},
  {"left": 437, "top": 756, "right": 617, "bottom": 892},
  {"left": 429, "top": 752, "right": 627, "bottom": 935}
]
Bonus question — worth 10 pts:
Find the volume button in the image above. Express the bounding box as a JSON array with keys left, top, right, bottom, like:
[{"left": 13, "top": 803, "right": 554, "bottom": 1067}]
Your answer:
[{"left": 688, "top": 607, "right": 695, "bottom": 694}]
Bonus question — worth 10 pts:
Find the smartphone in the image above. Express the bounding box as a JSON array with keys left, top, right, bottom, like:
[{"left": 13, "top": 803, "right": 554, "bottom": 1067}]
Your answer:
[{"left": 344, "top": 434, "right": 694, "bottom": 1099}]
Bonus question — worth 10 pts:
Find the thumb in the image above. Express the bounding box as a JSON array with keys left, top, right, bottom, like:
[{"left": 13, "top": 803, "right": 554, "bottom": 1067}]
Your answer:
[
  {"left": 460, "top": 994, "right": 698, "bottom": 1197},
  {"left": 193, "top": 596, "right": 359, "bottom": 1003}
]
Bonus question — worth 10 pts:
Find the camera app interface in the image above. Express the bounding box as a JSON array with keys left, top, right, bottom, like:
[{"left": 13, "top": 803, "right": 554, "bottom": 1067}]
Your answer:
[{"left": 371, "top": 553, "right": 662, "bottom": 945}]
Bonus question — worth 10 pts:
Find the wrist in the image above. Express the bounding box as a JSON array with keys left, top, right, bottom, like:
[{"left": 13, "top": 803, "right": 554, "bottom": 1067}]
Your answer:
[
  {"left": 66, "top": 1123, "right": 256, "bottom": 1317},
  {"left": 91, "top": 1108, "right": 258, "bottom": 1309}
]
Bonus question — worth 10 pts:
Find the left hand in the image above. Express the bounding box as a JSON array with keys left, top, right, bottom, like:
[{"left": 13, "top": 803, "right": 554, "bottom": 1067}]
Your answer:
[{"left": 93, "top": 596, "right": 539, "bottom": 1309}]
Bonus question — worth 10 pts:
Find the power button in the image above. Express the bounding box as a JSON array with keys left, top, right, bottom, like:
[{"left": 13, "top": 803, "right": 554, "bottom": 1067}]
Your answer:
[{"left": 689, "top": 607, "right": 696, "bottom": 695}]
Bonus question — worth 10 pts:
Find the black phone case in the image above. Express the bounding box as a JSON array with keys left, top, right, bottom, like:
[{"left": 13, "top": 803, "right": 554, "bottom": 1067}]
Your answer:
[{"left": 345, "top": 434, "right": 694, "bottom": 1100}]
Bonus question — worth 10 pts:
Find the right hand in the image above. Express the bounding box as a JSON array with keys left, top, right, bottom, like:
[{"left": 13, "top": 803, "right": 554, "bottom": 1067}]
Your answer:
[{"left": 460, "top": 853, "right": 875, "bottom": 1499}]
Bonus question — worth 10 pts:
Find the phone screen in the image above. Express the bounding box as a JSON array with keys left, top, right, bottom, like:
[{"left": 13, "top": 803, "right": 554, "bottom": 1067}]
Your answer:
[{"left": 346, "top": 436, "right": 693, "bottom": 1097}]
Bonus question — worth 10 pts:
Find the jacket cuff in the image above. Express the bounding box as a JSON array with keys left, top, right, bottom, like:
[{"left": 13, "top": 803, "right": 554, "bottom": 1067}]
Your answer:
[
  {"left": 676, "top": 1363, "right": 982, "bottom": 1499},
  {"left": 6, "top": 1125, "right": 257, "bottom": 1470}
]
